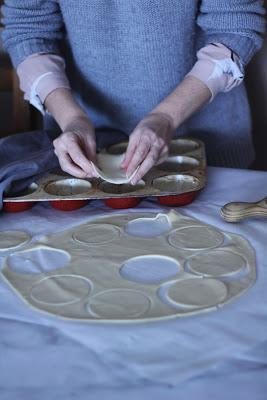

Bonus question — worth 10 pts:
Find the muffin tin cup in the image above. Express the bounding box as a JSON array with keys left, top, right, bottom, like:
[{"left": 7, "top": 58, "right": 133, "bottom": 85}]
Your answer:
[
  {"left": 50, "top": 200, "right": 90, "bottom": 211},
  {"left": 104, "top": 197, "right": 141, "bottom": 209},
  {"left": 3, "top": 183, "right": 39, "bottom": 213},
  {"left": 158, "top": 191, "right": 200, "bottom": 206},
  {"left": 3, "top": 201, "right": 36, "bottom": 213}
]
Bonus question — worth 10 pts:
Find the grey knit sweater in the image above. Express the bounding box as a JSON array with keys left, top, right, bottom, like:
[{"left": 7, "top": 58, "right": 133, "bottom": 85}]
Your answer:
[{"left": 1, "top": 0, "right": 265, "bottom": 167}]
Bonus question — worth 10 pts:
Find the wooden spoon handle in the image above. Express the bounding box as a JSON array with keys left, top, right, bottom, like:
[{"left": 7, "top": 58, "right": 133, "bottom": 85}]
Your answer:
[{"left": 221, "top": 197, "right": 267, "bottom": 222}]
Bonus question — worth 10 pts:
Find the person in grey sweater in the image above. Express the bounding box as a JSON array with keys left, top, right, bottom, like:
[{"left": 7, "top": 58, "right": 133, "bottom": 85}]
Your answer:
[{"left": 1, "top": 1, "right": 265, "bottom": 184}]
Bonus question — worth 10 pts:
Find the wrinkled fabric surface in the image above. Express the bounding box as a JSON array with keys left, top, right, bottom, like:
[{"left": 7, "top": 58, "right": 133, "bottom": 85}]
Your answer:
[
  {"left": 0, "top": 130, "right": 59, "bottom": 208},
  {"left": 0, "top": 167, "right": 266, "bottom": 399}
]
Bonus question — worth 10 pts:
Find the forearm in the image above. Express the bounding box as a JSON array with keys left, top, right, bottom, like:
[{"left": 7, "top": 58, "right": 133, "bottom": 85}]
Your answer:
[
  {"left": 45, "top": 88, "right": 88, "bottom": 131},
  {"left": 152, "top": 75, "right": 211, "bottom": 129},
  {"left": 197, "top": 0, "right": 265, "bottom": 65}
]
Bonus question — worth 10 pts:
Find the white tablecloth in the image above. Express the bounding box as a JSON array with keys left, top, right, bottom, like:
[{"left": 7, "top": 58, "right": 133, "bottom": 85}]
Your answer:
[{"left": 0, "top": 167, "right": 266, "bottom": 400}]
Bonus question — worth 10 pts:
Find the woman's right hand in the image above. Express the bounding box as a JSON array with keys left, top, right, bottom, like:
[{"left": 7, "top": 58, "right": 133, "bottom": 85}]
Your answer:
[{"left": 53, "top": 115, "right": 98, "bottom": 178}]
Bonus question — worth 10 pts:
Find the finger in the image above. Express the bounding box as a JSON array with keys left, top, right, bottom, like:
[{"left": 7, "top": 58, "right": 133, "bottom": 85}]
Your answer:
[
  {"left": 57, "top": 150, "right": 88, "bottom": 178},
  {"left": 131, "top": 150, "right": 159, "bottom": 185},
  {"left": 156, "top": 146, "right": 169, "bottom": 165},
  {"left": 121, "top": 135, "right": 140, "bottom": 169},
  {"left": 84, "top": 137, "right": 97, "bottom": 164},
  {"left": 126, "top": 140, "right": 151, "bottom": 178},
  {"left": 67, "top": 140, "right": 96, "bottom": 176}
]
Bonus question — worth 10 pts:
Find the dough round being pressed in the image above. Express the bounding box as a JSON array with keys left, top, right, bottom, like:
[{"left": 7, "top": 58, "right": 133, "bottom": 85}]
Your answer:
[
  {"left": 72, "top": 224, "right": 121, "bottom": 246},
  {"left": 0, "top": 230, "right": 30, "bottom": 252},
  {"left": 92, "top": 153, "right": 139, "bottom": 184},
  {"left": 167, "top": 278, "right": 228, "bottom": 308},
  {"left": 187, "top": 249, "right": 246, "bottom": 277},
  {"left": 168, "top": 226, "right": 224, "bottom": 250},
  {"left": 30, "top": 275, "right": 91, "bottom": 306},
  {"left": 87, "top": 289, "right": 151, "bottom": 319}
]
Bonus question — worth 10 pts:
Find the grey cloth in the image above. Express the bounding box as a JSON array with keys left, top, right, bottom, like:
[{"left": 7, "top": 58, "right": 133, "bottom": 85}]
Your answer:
[{"left": 0, "top": 130, "right": 59, "bottom": 209}]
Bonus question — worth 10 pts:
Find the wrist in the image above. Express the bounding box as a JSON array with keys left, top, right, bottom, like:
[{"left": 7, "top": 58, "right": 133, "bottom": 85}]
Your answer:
[
  {"left": 63, "top": 115, "right": 94, "bottom": 135},
  {"left": 152, "top": 76, "right": 211, "bottom": 129},
  {"left": 45, "top": 88, "right": 88, "bottom": 131},
  {"left": 60, "top": 108, "right": 88, "bottom": 132},
  {"left": 150, "top": 106, "right": 182, "bottom": 131},
  {"left": 147, "top": 111, "right": 176, "bottom": 134}
]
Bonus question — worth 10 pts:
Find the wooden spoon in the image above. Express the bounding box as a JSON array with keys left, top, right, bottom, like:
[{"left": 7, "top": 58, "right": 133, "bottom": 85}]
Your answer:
[{"left": 221, "top": 197, "right": 267, "bottom": 222}]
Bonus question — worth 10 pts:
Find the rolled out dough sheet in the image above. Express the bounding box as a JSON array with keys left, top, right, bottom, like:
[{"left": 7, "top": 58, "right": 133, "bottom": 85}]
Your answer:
[
  {"left": 91, "top": 153, "right": 139, "bottom": 184},
  {"left": 1, "top": 210, "right": 256, "bottom": 323}
]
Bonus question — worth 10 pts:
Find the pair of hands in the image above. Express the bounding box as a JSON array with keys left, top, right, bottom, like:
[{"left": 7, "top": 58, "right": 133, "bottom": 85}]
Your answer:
[{"left": 53, "top": 112, "right": 175, "bottom": 185}]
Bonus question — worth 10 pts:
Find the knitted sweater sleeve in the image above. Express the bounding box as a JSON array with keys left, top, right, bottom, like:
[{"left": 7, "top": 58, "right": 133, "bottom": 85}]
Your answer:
[
  {"left": 197, "top": 0, "right": 266, "bottom": 65},
  {"left": 1, "top": 0, "right": 64, "bottom": 68}
]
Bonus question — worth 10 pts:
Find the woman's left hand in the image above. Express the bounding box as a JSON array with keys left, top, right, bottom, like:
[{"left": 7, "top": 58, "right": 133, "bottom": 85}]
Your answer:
[{"left": 121, "top": 112, "right": 175, "bottom": 185}]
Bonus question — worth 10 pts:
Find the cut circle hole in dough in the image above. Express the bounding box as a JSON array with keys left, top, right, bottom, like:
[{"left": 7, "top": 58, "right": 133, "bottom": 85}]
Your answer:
[
  {"left": 168, "top": 226, "right": 224, "bottom": 250},
  {"left": 86, "top": 289, "right": 151, "bottom": 319},
  {"left": 72, "top": 224, "right": 121, "bottom": 246},
  {"left": 152, "top": 174, "right": 199, "bottom": 193},
  {"left": 125, "top": 214, "right": 171, "bottom": 237},
  {"left": 0, "top": 230, "right": 30, "bottom": 252},
  {"left": 187, "top": 249, "right": 246, "bottom": 277},
  {"left": 30, "top": 275, "right": 92, "bottom": 306},
  {"left": 167, "top": 278, "right": 228, "bottom": 308},
  {"left": 44, "top": 179, "right": 92, "bottom": 196},
  {"left": 7, "top": 247, "right": 70, "bottom": 275},
  {"left": 120, "top": 255, "right": 179, "bottom": 284}
]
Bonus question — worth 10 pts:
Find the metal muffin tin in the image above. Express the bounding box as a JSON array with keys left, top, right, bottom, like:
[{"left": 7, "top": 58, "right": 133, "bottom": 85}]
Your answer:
[{"left": 3, "top": 138, "right": 206, "bottom": 203}]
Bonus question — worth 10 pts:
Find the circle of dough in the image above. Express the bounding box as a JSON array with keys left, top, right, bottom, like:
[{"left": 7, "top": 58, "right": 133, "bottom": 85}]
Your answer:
[
  {"left": 87, "top": 289, "right": 151, "bottom": 319},
  {"left": 167, "top": 278, "right": 227, "bottom": 307},
  {"left": 73, "top": 224, "right": 120, "bottom": 245},
  {"left": 168, "top": 226, "right": 224, "bottom": 250},
  {"left": 0, "top": 231, "right": 30, "bottom": 251},
  {"left": 30, "top": 275, "right": 91, "bottom": 306},
  {"left": 187, "top": 249, "right": 246, "bottom": 277}
]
